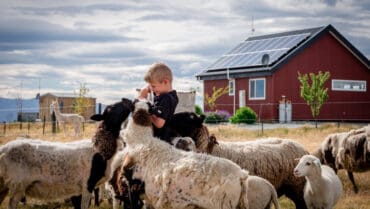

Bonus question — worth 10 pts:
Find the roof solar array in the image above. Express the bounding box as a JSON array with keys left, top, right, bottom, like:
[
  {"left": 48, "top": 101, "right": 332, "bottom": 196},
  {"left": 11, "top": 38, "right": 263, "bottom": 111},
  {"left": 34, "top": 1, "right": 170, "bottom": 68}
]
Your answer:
[{"left": 207, "top": 33, "right": 310, "bottom": 70}]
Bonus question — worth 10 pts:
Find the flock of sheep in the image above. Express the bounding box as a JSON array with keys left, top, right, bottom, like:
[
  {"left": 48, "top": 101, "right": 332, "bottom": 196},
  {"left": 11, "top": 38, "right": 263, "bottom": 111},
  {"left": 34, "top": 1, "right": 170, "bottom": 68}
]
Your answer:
[{"left": 0, "top": 98, "right": 369, "bottom": 209}]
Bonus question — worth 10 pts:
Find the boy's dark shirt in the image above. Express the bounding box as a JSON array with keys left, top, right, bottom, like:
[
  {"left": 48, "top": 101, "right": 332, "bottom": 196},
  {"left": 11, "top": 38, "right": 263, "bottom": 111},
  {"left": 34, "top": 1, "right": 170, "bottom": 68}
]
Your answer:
[{"left": 152, "top": 90, "right": 178, "bottom": 142}]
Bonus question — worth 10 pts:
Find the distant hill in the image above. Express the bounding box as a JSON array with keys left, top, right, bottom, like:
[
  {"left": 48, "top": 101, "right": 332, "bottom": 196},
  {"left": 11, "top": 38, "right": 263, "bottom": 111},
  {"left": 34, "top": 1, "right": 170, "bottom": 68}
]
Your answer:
[{"left": 0, "top": 98, "right": 39, "bottom": 122}]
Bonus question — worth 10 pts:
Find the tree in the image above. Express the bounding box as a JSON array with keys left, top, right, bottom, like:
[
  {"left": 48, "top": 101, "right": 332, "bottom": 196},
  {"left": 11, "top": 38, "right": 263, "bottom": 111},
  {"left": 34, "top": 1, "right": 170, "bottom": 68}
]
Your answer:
[
  {"left": 204, "top": 86, "right": 229, "bottom": 111},
  {"left": 74, "top": 83, "right": 92, "bottom": 116},
  {"left": 298, "top": 71, "right": 330, "bottom": 128}
]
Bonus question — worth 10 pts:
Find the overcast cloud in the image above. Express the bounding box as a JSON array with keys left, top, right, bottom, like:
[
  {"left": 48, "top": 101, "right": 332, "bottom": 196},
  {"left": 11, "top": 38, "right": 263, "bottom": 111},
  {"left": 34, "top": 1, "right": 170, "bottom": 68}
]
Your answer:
[{"left": 0, "top": 0, "right": 369, "bottom": 105}]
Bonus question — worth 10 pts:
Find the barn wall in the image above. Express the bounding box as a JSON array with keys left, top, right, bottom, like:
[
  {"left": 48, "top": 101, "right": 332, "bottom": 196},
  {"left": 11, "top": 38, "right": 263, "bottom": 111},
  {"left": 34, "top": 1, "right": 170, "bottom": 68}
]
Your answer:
[
  {"left": 273, "top": 32, "right": 370, "bottom": 121},
  {"left": 39, "top": 94, "right": 96, "bottom": 121}
]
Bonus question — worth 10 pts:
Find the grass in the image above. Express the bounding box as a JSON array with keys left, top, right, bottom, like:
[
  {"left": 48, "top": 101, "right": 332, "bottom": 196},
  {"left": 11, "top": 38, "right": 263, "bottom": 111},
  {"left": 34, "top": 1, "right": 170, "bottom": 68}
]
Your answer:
[{"left": 0, "top": 122, "right": 369, "bottom": 209}]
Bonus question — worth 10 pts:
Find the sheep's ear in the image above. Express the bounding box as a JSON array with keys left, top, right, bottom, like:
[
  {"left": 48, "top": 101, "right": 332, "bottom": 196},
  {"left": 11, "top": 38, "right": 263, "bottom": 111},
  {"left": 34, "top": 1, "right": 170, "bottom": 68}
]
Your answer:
[
  {"left": 313, "top": 159, "right": 321, "bottom": 167},
  {"left": 294, "top": 158, "right": 301, "bottom": 162},
  {"left": 200, "top": 114, "right": 206, "bottom": 122},
  {"left": 90, "top": 114, "right": 104, "bottom": 121}
]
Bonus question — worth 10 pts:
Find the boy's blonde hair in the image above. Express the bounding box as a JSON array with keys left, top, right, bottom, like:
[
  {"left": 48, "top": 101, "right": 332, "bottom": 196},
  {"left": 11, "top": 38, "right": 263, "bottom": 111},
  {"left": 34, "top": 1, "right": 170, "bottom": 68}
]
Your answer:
[{"left": 144, "top": 62, "right": 173, "bottom": 83}]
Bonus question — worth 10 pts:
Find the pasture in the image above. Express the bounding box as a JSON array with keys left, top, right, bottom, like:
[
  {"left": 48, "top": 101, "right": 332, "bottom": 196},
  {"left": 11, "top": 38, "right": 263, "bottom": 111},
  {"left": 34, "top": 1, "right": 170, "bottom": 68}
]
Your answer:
[{"left": 0, "top": 122, "right": 369, "bottom": 209}]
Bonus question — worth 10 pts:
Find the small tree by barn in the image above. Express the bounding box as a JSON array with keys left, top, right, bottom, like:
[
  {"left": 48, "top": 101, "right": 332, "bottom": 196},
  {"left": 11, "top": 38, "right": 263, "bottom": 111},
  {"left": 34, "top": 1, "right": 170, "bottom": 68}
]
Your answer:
[
  {"left": 298, "top": 71, "right": 330, "bottom": 128},
  {"left": 204, "top": 86, "right": 229, "bottom": 111},
  {"left": 74, "top": 83, "right": 92, "bottom": 116}
]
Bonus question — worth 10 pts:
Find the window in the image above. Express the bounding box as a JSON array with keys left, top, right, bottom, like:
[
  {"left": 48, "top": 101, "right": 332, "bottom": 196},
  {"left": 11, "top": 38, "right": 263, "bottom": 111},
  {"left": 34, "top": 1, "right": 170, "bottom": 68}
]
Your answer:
[
  {"left": 249, "top": 78, "right": 265, "bottom": 100},
  {"left": 332, "top": 79, "right": 366, "bottom": 92},
  {"left": 229, "top": 79, "right": 235, "bottom": 96}
]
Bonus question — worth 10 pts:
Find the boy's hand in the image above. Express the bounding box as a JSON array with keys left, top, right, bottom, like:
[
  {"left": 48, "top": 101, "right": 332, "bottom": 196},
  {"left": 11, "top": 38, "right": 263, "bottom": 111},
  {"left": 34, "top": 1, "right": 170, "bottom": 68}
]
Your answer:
[{"left": 138, "top": 85, "right": 150, "bottom": 99}]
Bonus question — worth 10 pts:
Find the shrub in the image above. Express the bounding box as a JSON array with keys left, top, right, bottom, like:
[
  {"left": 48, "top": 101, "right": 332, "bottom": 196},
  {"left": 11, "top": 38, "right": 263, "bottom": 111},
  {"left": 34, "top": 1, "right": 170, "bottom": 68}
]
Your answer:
[
  {"left": 204, "top": 110, "right": 231, "bottom": 124},
  {"left": 195, "top": 105, "right": 203, "bottom": 115},
  {"left": 229, "top": 106, "right": 257, "bottom": 124}
]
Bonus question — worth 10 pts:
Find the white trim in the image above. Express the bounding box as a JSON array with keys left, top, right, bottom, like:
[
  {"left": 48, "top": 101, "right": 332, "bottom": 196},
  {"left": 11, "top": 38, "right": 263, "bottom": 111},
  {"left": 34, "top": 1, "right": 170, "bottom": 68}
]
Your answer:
[
  {"left": 249, "top": 78, "right": 266, "bottom": 100},
  {"left": 229, "top": 79, "right": 235, "bottom": 96}
]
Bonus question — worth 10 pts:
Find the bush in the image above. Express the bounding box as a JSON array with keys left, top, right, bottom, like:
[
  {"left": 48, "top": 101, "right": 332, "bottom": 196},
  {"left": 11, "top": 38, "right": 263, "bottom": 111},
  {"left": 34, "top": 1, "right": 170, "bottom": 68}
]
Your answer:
[
  {"left": 229, "top": 106, "right": 257, "bottom": 124},
  {"left": 195, "top": 105, "right": 203, "bottom": 115},
  {"left": 204, "top": 110, "right": 231, "bottom": 124}
]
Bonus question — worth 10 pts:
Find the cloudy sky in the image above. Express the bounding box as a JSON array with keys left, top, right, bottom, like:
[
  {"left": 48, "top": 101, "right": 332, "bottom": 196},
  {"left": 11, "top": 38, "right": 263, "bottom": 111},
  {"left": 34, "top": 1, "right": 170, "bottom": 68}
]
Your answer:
[{"left": 0, "top": 0, "right": 369, "bottom": 105}]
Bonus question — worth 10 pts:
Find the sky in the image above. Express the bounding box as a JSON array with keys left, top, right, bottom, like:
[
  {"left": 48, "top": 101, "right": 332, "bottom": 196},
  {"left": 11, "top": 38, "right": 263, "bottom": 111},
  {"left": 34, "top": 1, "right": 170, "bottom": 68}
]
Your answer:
[{"left": 0, "top": 0, "right": 369, "bottom": 106}]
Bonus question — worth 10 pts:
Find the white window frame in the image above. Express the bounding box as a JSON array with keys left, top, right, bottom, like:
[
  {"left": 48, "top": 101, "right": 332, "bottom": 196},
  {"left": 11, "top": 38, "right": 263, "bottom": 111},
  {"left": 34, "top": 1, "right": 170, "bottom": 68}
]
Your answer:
[
  {"left": 249, "top": 78, "right": 266, "bottom": 100},
  {"left": 332, "top": 79, "right": 366, "bottom": 92},
  {"left": 229, "top": 79, "right": 235, "bottom": 96}
]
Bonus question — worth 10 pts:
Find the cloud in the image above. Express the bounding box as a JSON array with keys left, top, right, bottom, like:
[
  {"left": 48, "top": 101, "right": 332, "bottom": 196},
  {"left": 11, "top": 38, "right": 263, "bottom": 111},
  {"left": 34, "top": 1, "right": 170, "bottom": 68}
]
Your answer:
[{"left": 0, "top": 0, "right": 369, "bottom": 107}]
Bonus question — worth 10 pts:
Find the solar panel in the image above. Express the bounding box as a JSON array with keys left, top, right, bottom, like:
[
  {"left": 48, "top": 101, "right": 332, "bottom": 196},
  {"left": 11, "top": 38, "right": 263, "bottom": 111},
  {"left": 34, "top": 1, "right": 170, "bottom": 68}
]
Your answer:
[{"left": 208, "top": 33, "right": 310, "bottom": 70}]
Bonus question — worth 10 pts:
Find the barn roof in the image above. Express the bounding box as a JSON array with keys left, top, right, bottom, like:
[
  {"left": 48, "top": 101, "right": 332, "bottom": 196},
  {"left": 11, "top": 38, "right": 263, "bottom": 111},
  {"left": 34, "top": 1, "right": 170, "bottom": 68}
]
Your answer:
[{"left": 196, "top": 24, "right": 370, "bottom": 80}]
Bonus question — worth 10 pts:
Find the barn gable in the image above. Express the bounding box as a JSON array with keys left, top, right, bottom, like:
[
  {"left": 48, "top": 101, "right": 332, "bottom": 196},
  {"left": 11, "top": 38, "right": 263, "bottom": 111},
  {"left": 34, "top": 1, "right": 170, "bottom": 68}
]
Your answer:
[{"left": 197, "top": 24, "right": 370, "bottom": 122}]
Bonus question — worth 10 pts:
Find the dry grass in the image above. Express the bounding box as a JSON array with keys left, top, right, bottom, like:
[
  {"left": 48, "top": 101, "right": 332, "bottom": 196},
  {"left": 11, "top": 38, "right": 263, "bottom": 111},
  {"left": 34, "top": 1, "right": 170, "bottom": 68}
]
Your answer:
[{"left": 0, "top": 122, "right": 369, "bottom": 209}]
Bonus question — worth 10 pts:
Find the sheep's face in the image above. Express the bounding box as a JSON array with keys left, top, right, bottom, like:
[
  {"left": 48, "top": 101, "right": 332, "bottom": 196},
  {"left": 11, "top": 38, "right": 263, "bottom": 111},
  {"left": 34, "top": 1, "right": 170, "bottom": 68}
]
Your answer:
[
  {"left": 171, "top": 137, "right": 196, "bottom": 152},
  {"left": 132, "top": 100, "right": 152, "bottom": 127},
  {"left": 167, "top": 112, "right": 205, "bottom": 137},
  {"left": 90, "top": 98, "right": 134, "bottom": 135},
  {"left": 294, "top": 155, "right": 321, "bottom": 177}
]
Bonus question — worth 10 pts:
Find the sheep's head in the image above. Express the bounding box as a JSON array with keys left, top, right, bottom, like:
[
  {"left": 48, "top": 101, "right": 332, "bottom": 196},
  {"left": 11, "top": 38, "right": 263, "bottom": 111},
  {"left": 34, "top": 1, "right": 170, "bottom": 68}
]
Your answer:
[
  {"left": 171, "top": 137, "right": 196, "bottom": 152},
  {"left": 132, "top": 100, "right": 152, "bottom": 127},
  {"left": 167, "top": 112, "right": 205, "bottom": 138},
  {"left": 91, "top": 98, "right": 134, "bottom": 137},
  {"left": 294, "top": 155, "right": 322, "bottom": 178}
]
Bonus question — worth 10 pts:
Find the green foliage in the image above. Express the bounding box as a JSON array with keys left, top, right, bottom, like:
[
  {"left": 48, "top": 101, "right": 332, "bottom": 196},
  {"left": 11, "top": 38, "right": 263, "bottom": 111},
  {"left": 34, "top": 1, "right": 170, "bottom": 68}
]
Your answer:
[
  {"left": 229, "top": 106, "right": 257, "bottom": 124},
  {"left": 298, "top": 71, "right": 330, "bottom": 120},
  {"left": 74, "top": 83, "right": 91, "bottom": 115},
  {"left": 204, "top": 86, "right": 229, "bottom": 111},
  {"left": 195, "top": 105, "right": 203, "bottom": 115}
]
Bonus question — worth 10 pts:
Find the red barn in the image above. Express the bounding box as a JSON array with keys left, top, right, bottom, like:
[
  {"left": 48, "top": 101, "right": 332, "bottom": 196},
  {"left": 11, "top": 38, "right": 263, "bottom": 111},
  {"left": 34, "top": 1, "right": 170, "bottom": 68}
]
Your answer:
[{"left": 196, "top": 24, "right": 370, "bottom": 122}]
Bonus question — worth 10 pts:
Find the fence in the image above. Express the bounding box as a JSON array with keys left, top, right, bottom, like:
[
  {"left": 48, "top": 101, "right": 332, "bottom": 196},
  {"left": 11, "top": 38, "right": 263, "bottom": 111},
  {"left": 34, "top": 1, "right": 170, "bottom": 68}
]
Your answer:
[{"left": 211, "top": 100, "right": 370, "bottom": 122}]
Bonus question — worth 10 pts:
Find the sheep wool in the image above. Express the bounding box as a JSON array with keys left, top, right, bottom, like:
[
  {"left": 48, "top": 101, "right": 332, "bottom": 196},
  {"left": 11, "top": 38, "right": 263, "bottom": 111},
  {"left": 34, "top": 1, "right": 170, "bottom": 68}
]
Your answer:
[
  {"left": 122, "top": 101, "right": 249, "bottom": 209},
  {"left": 193, "top": 124, "right": 308, "bottom": 209}
]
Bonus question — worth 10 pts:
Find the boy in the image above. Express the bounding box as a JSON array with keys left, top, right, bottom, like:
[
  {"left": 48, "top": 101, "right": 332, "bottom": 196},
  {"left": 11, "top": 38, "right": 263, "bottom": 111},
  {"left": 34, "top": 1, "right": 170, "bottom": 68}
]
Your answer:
[{"left": 137, "top": 62, "right": 178, "bottom": 142}]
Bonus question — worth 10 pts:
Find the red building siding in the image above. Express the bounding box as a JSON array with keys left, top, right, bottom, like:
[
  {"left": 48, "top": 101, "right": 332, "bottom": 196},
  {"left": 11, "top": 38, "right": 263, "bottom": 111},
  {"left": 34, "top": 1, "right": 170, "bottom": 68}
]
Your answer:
[{"left": 203, "top": 32, "right": 370, "bottom": 121}]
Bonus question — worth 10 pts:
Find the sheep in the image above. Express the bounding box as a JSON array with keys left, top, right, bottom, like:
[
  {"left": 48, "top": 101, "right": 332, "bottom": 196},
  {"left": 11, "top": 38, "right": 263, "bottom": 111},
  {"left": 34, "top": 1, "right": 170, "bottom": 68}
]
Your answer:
[
  {"left": 312, "top": 125, "right": 370, "bottom": 193},
  {"left": 50, "top": 100, "right": 85, "bottom": 136},
  {"left": 245, "top": 175, "right": 280, "bottom": 209},
  {"left": 121, "top": 100, "right": 250, "bottom": 209},
  {"left": 170, "top": 136, "right": 197, "bottom": 152},
  {"left": 0, "top": 98, "right": 133, "bottom": 209},
  {"left": 171, "top": 136, "right": 280, "bottom": 209},
  {"left": 167, "top": 112, "right": 309, "bottom": 209},
  {"left": 294, "top": 155, "right": 342, "bottom": 209},
  {"left": 105, "top": 136, "right": 198, "bottom": 209}
]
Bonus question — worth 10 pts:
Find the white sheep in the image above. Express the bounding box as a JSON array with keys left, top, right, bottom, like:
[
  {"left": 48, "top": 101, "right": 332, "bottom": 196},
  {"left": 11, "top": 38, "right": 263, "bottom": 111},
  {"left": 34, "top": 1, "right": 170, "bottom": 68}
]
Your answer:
[
  {"left": 121, "top": 100, "right": 250, "bottom": 209},
  {"left": 50, "top": 100, "right": 85, "bottom": 136},
  {"left": 246, "top": 175, "right": 280, "bottom": 209},
  {"left": 294, "top": 155, "right": 342, "bottom": 209},
  {"left": 168, "top": 116, "right": 308, "bottom": 209},
  {"left": 0, "top": 98, "right": 133, "bottom": 209},
  {"left": 170, "top": 137, "right": 280, "bottom": 209}
]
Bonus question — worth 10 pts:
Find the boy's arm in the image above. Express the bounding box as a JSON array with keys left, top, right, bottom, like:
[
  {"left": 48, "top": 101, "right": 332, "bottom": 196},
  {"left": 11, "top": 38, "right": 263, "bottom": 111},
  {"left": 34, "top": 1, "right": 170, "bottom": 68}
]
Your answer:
[{"left": 151, "top": 114, "right": 165, "bottom": 128}]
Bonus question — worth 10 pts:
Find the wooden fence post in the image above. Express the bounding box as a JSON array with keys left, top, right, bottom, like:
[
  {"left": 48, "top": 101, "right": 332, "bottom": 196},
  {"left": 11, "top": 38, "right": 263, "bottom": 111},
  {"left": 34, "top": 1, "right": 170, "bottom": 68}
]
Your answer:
[
  {"left": 51, "top": 111, "right": 56, "bottom": 134},
  {"left": 43, "top": 115, "right": 46, "bottom": 135}
]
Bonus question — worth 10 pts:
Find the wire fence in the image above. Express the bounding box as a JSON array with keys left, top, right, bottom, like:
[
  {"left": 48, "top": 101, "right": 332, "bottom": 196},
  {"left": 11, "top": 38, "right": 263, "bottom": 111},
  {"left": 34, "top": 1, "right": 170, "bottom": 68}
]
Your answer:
[
  {"left": 0, "top": 120, "right": 98, "bottom": 138},
  {"left": 0, "top": 101, "right": 369, "bottom": 137}
]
